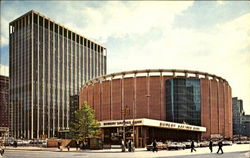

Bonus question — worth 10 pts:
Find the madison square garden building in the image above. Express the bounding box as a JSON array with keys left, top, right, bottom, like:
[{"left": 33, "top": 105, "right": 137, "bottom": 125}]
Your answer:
[
  {"left": 9, "top": 10, "right": 107, "bottom": 139},
  {"left": 79, "top": 69, "right": 232, "bottom": 147}
]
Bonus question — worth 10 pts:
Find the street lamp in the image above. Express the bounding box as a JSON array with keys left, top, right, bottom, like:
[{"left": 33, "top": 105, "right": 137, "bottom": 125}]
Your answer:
[{"left": 122, "top": 105, "right": 129, "bottom": 152}]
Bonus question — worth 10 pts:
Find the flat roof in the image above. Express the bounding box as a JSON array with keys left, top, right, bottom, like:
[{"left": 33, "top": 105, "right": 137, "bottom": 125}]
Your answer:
[
  {"left": 99, "top": 118, "right": 206, "bottom": 132},
  {"left": 9, "top": 10, "right": 106, "bottom": 48}
]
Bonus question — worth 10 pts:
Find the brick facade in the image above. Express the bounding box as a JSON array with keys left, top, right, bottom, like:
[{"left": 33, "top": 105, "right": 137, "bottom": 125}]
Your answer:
[{"left": 79, "top": 69, "right": 232, "bottom": 140}]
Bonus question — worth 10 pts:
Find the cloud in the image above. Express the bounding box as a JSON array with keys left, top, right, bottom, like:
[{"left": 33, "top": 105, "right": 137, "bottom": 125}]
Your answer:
[
  {"left": 0, "top": 1, "right": 193, "bottom": 46},
  {"left": 0, "top": 64, "right": 9, "bottom": 76},
  {"left": 106, "top": 12, "right": 250, "bottom": 113},
  {"left": 0, "top": 1, "right": 249, "bottom": 113},
  {"left": 80, "top": 1, "right": 193, "bottom": 43},
  {"left": 173, "top": 1, "right": 250, "bottom": 30}
]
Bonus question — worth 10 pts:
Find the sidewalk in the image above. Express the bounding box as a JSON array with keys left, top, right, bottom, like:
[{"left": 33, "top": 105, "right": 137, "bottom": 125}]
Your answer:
[
  {"left": 4, "top": 144, "right": 250, "bottom": 155},
  {"left": 4, "top": 146, "right": 146, "bottom": 152}
]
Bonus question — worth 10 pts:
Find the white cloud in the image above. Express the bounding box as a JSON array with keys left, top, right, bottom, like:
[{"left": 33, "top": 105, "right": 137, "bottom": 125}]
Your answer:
[
  {"left": 0, "top": 1, "right": 249, "bottom": 114},
  {"left": 0, "top": 64, "right": 9, "bottom": 76},
  {"left": 0, "top": 17, "right": 9, "bottom": 46},
  {"left": 106, "top": 12, "right": 250, "bottom": 113},
  {"left": 79, "top": 1, "right": 194, "bottom": 43}
]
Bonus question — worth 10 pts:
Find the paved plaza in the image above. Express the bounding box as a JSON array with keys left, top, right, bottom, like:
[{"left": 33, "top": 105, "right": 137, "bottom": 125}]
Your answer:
[{"left": 1, "top": 144, "right": 249, "bottom": 158}]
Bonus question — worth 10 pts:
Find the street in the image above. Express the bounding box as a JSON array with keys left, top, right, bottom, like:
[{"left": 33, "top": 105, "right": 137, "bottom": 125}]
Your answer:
[{"left": 1, "top": 144, "right": 249, "bottom": 158}]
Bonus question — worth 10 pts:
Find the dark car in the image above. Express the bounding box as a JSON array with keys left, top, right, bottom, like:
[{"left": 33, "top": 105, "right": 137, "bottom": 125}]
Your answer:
[{"left": 146, "top": 142, "right": 167, "bottom": 151}]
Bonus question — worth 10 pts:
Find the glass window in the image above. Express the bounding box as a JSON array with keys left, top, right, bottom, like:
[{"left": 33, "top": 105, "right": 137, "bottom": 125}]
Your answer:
[{"left": 166, "top": 78, "right": 201, "bottom": 125}]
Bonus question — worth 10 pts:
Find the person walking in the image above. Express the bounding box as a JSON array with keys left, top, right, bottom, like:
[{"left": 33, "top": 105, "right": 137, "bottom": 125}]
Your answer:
[
  {"left": 0, "top": 143, "right": 4, "bottom": 157},
  {"left": 217, "top": 140, "right": 223, "bottom": 154},
  {"left": 128, "top": 140, "right": 132, "bottom": 152},
  {"left": 131, "top": 141, "right": 135, "bottom": 152},
  {"left": 209, "top": 140, "right": 213, "bottom": 153},
  {"left": 57, "top": 141, "right": 61, "bottom": 149},
  {"left": 152, "top": 140, "right": 158, "bottom": 152},
  {"left": 121, "top": 139, "right": 126, "bottom": 152},
  {"left": 76, "top": 141, "right": 79, "bottom": 151},
  {"left": 191, "top": 140, "right": 196, "bottom": 152}
]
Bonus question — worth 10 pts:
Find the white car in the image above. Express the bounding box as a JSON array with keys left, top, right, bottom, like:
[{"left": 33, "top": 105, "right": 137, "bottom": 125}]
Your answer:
[
  {"left": 222, "top": 141, "right": 232, "bottom": 146},
  {"left": 182, "top": 141, "right": 198, "bottom": 148},
  {"left": 167, "top": 142, "right": 185, "bottom": 150},
  {"left": 198, "top": 141, "right": 209, "bottom": 147}
]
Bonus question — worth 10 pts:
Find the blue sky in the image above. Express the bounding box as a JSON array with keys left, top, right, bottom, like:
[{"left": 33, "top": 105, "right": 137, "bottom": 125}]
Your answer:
[{"left": 0, "top": 1, "right": 250, "bottom": 113}]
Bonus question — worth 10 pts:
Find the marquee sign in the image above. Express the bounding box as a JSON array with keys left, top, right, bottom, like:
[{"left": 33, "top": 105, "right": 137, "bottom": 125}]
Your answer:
[{"left": 100, "top": 118, "right": 206, "bottom": 132}]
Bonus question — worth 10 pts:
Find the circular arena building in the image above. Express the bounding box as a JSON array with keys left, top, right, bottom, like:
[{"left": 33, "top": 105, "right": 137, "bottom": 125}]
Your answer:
[{"left": 79, "top": 69, "right": 232, "bottom": 147}]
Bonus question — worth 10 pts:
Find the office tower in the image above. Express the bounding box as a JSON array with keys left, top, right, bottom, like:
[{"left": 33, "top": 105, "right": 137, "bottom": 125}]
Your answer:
[
  {"left": 0, "top": 75, "right": 9, "bottom": 137},
  {"left": 9, "top": 10, "right": 107, "bottom": 139}
]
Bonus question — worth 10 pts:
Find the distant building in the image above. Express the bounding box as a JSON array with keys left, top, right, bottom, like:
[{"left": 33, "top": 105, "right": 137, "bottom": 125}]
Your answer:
[
  {"left": 0, "top": 75, "right": 9, "bottom": 137},
  {"left": 9, "top": 10, "right": 107, "bottom": 139},
  {"left": 232, "top": 97, "right": 244, "bottom": 136},
  {"left": 241, "top": 115, "right": 250, "bottom": 137}
]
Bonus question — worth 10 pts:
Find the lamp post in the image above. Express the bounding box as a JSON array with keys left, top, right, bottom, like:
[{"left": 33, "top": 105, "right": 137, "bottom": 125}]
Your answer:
[{"left": 122, "top": 105, "right": 129, "bottom": 152}]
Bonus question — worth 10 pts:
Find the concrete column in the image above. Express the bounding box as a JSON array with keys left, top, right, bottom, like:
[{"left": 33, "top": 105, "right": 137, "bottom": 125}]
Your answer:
[
  {"left": 57, "top": 25, "right": 60, "bottom": 131},
  {"left": 37, "top": 13, "right": 40, "bottom": 139},
  {"left": 23, "top": 16, "right": 27, "bottom": 138},
  {"left": 160, "top": 72, "right": 163, "bottom": 120},
  {"left": 31, "top": 12, "right": 34, "bottom": 139},
  {"left": 47, "top": 20, "right": 51, "bottom": 138},
  {"left": 110, "top": 76, "right": 113, "bottom": 120},
  {"left": 52, "top": 22, "right": 55, "bottom": 137},
  {"left": 42, "top": 17, "right": 45, "bottom": 136},
  {"left": 146, "top": 72, "right": 150, "bottom": 118},
  {"left": 135, "top": 126, "right": 139, "bottom": 148},
  {"left": 61, "top": 27, "right": 64, "bottom": 130},
  {"left": 134, "top": 73, "right": 137, "bottom": 119},
  {"left": 65, "top": 29, "right": 68, "bottom": 129}
]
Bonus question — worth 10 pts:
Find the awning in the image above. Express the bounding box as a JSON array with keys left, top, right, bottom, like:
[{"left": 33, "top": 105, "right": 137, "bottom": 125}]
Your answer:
[{"left": 99, "top": 118, "right": 206, "bottom": 132}]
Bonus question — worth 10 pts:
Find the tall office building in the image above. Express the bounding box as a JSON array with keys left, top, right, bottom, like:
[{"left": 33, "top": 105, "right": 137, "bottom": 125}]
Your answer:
[
  {"left": 0, "top": 75, "right": 9, "bottom": 137},
  {"left": 9, "top": 10, "right": 107, "bottom": 139}
]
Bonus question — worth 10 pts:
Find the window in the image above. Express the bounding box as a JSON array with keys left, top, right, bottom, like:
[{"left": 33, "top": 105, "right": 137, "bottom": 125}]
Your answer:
[{"left": 166, "top": 78, "right": 201, "bottom": 126}]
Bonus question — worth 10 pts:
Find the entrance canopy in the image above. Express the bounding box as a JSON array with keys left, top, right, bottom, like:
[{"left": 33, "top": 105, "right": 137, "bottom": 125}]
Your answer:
[{"left": 99, "top": 118, "right": 206, "bottom": 132}]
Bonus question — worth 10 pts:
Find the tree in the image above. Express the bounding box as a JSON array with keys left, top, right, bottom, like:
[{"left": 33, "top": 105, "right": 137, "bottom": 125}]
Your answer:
[{"left": 70, "top": 102, "right": 100, "bottom": 140}]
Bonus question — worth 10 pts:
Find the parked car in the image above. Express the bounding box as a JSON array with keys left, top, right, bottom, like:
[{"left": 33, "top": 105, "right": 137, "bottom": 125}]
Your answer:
[
  {"left": 223, "top": 141, "right": 232, "bottom": 146},
  {"left": 146, "top": 142, "right": 167, "bottom": 151},
  {"left": 198, "top": 141, "right": 209, "bottom": 147},
  {"left": 214, "top": 141, "right": 220, "bottom": 146},
  {"left": 182, "top": 141, "right": 198, "bottom": 148},
  {"left": 167, "top": 142, "right": 185, "bottom": 150},
  {"left": 235, "top": 141, "right": 250, "bottom": 144}
]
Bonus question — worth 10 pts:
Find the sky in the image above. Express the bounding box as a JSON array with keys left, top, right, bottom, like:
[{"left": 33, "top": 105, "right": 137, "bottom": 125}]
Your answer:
[{"left": 0, "top": 1, "right": 250, "bottom": 114}]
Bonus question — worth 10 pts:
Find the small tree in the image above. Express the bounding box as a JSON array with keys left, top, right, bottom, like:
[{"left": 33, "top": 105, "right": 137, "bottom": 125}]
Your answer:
[{"left": 70, "top": 102, "right": 100, "bottom": 140}]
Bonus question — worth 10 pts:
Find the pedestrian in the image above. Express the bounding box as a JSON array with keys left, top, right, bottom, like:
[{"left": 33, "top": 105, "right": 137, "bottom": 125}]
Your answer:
[
  {"left": 209, "top": 140, "right": 213, "bottom": 153},
  {"left": 0, "top": 144, "right": 4, "bottom": 156},
  {"left": 190, "top": 140, "right": 196, "bottom": 152},
  {"left": 76, "top": 141, "right": 79, "bottom": 151},
  {"left": 57, "top": 141, "right": 60, "bottom": 149},
  {"left": 128, "top": 140, "right": 132, "bottom": 152},
  {"left": 83, "top": 141, "right": 87, "bottom": 149},
  {"left": 67, "top": 145, "right": 70, "bottom": 151},
  {"left": 217, "top": 140, "right": 223, "bottom": 154},
  {"left": 152, "top": 139, "right": 158, "bottom": 152},
  {"left": 13, "top": 141, "right": 17, "bottom": 148},
  {"left": 131, "top": 141, "right": 135, "bottom": 152},
  {"left": 121, "top": 139, "right": 125, "bottom": 152},
  {"left": 79, "top": 142, "right": 83, "bottom": 150}
]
